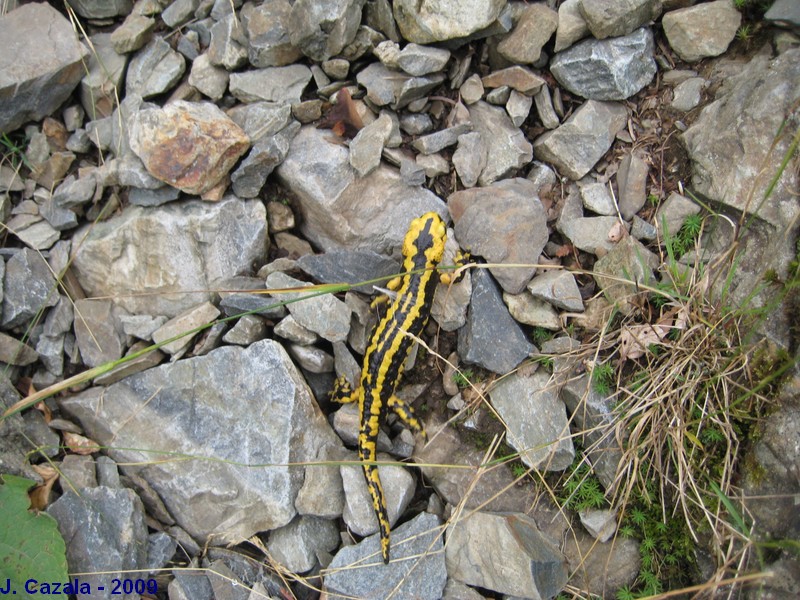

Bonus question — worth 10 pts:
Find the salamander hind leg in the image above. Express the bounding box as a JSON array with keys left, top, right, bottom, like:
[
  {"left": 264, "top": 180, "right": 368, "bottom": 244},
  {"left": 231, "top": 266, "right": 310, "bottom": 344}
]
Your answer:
[
  {"left": 388, "top": 395, "right": 427, "bottom": 441},
  {"left": 363, "top": 461, "right": 391, "bottom": 563},
  {"left": 330, "top": 376, "right": 357, "bottom": 404}
]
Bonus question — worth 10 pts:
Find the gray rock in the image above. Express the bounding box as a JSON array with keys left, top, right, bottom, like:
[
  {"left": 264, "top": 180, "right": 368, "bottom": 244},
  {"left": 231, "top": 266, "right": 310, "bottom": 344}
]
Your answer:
[
  {"left": 448, "top": 178, "right": 547, "bottom": 294},
  {"left": 565, "top": 531, "right": 640, "bottom": 597},
  {"left": 670, "top": 76, "right": 706, "bottom": 112},
  {"left": 321, "top": 58, "right": 350, "bottom": 80},
  {"left": 682, "top": 49, "right": 800, "bottom": 345},
  {"left": 445, "top": 511, "right": 568, "bottom": 598},
  {"left": 550, "top": 27, "right": 657, "bottom": 101},
  {"left": 504, "top": 291, "right": 561, "bottom": 330},
  {"left": 533, "top": 100, "right": 628, "bottom": 180},
  {"left": 766, "top": 0, "right": 800, "bottom": 28},
  {"left": 555, "top": 0, "right": 590, "bottom": 52},
  {"left": 341, "top": 458, "right": 416, "bottom": 536},
  {"left": 655, "top": 191, "right": 699, "bottom": 237},
  {"left": 222, "top": 315, "right": 267, "bottom": 346},
  {"left": 93, "top": 342, "right": 166, "bottom": 386},
  {"left": 110, "top": 14, "right": 156, "bottom": 54},
  {"left": 73, "top": 299, "right": 126, "bottom": 368},
  {"left": 349, "top": 113, "right": 394, "bottom": 176},
  {"left": 506, "top": 89, "right": 532, "bottom": 127},
  {"left": 289, "top": 0, "right": 366, "bottom": 62},
  {"left": 266, "top": 272, "right": 351, "bottom": 343},
  {"left": 468, "top": 101, "right": 533, "bottom": 185},
  {"left": 229, "top": 65, "right": 312, "bottom": 104},
  {"left": 411, "top": 123, "right": 471, "bottom": 155},
  {"left": 416, "top": 152, "right": 449, "bottom": 177},
  {"left": 534, "top": 84, "right": 561, "bottom": 129},
  {"left": 2, "top": 248, "right": 59, "bottom": 329},
  {"left": 151, "top": 301, "right": 220, "bottom": 356},
  {"left": 491, "top": 371, "right": 575, "bottom": 470},
  {"left": 48, "top": 487, "right": 148, "bottom": 600},
  {"left": 59, "top": 454, "right": 98, "bottom": 490},
  {"left": 231, "top": 121, "right": 299, "bottom": 197},
  {"left": 663, "top": 0, "right": 741, "bottom": 62},
  {"left": 188, "top": 53, "right": 229, "bottom": 101},
  {"left": 339, "top": 24, "right": 386, "bottom": 62},
  {"left": 631, "top": 214, "right": 657, "bottom": 241},
  {"left": 296, "top": 250, "right": 400, "bottom": 295},
  {"left": 497, "top": 3, "right": 558, "bottom": 64},
  {"left": 161, "top": 0, "right": 200, "bottom": 29},
  {"left": 560, "top": 216, "right": 623, "bottom": 256},
  {"left": 357, "top": 62, "right": 446, "bottom": 110},
  {"left": 579, "top": 508, "right": 618, "bottom": 543},
  {"left": 528, "top": 270, "right": 584, "bottom": 312},
  {"left": 397, "top": 43, "right": 451, "bottom": 76},
  {"left": 393, "top": 0, "right": 506, "bottom": 44},
  {"left": 452, "top": 132, "right": 488, "bottom": 188},
  {"left": 70, "top": 197, "right": 267, "bottom": 317},
  {"left": 65, "top": 0, "right": 132, "bottom": 19},
  {"left": 267, "top": 516, "right": 340, "bottom": 573},
  {"left": 287, "top": 343, "right": 334, "bottom": 373},
  {"left": 60, "top": 339, "right": 344, "bottom": 545},
  {"left": 0, "top": 331, "right": 38, "bottom": 366},
  {"left": 275, "top": 126, "right": 447, "bottom": 258},
  {"left": 81, "top": 33, "right": 128, "bottom": 120},
  {"left": 580, "top": 0, "right": 662, "bottom": 39},
  {"left": 593, "top": 235, "right": 659, "bottom": 315},
  {"left": 146, "top": 531, "right": 177, "bottom": 572},
  {"left": 241, "top": 0, "right": 302, "bottom": 68},
  {"left": 227, "top": 102, "right": 293, "bottom": 142},
  {"left": 0, "top": 3, "right": 90, "bottom": 133},
  {"left": 325, "top": 512, "right": 446, "bottom": 597},
  {"left": 125, "top": 37, "right": 186, "bottom": 99},
  {"left": 617, "top": 151, "right": 649, "bottom": 220},
  {"left": 207, "top": 13, "right": 249, "bottom": 70},
  {"left": 459, "top": 74, "right": 484, "bottom": 105},
  {"left": 399, "top": 112, "right": 433, "bottom": 135},
  {"left": 579, "top": 180, "right": 616, "bottom": 216},
  {"left": 683, "top": 48, "right": 800, "bottom": 231},
  {"left": 10, "top": 218, "right": 60, "bottom": 250},
  {"left": 458, "top": 268, "right": 535, "bottom": 374}
]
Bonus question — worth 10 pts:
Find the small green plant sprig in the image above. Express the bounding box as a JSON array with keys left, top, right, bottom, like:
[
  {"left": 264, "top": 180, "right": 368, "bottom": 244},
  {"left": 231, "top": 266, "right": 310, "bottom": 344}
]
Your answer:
[
  {"left": 557, "top": 454, "right": 607, "bottom": 512},
  {"left": 591, "top": 362, "right": 615, "bottom": 395},
  {"left": 451, "top": 368, "right": 475, "bottom": 389},
  {"left": 616, "top": 477, "right": 697, "bottom": 598}
]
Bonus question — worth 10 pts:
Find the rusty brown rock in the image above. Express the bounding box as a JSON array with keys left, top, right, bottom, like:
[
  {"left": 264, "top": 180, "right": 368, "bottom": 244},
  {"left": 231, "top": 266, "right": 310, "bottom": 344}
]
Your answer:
[{"left": 129, "top": 101, "right": 250, "bottom": 195}]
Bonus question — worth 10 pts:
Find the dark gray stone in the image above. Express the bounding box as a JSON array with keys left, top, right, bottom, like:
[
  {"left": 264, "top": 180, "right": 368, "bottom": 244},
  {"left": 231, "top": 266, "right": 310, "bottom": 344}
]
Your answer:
[
  {"left": 2, "top": 248, "right": 59, "bottom": 329},
  {"left": 296, "top": 251, "right": 401, "bottom": 294},
  {"left": 550, "top": 27, "right": 657, "bottom": 101},
  {"left": 125, "top": 37, "right": 186, "bottom": 99},
  {"left": 458, "top": 268, "right": 535, "bottom": 374},
  {"left": 0, "top": 3, "right": 90, "bottom": 133},
  {"left": 325, "top": 512, "right": 446, "bottom": 598},
  {"left": 59, "top": 340, "right": 345, "bottom": 545},
  {"left": 48, "top": 487, "right": 148, "bottom": 600}
]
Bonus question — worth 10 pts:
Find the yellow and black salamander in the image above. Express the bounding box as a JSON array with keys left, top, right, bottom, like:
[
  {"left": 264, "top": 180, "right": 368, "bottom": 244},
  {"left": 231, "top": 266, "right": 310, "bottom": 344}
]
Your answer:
[{"left": 331, "top": 211, "right": 447, "bottom": 563}]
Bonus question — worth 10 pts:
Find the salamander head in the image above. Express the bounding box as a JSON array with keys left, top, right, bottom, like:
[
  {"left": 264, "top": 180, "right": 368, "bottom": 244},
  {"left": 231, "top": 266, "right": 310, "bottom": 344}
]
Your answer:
[{"left": 402, "top": 212, "right": 447, "bottom": 269}]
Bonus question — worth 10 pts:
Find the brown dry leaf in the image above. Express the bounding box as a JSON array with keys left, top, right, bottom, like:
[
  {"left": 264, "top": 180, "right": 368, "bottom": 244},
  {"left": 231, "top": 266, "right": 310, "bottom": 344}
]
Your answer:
[
  {"left": 63, "top": 431, "right": 101, "bottom": 455},
  {"left": 29, "top": 464, "right": 59, "bottom": 510},
  {"left": 619, "top": 322, "right": 671, "bottom": 361},
  {"left": 608, "top": 220, "right": 628, "bottom": 243},
  {"left": 554, "top": 243, "right": 573, "bottom": 258},
  {"left": 317, "top": 88, "right": 363, "bottom": 138}
]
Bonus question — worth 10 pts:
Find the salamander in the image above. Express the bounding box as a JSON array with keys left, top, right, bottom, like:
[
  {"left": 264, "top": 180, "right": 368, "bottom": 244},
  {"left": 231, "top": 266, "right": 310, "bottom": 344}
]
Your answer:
[{"left": 331, "top": 211, "right": 447, "bottom": 563}]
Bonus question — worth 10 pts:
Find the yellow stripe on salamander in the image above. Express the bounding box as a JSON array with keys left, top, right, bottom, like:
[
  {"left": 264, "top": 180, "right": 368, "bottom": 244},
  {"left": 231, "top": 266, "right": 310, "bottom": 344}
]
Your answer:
[{"left": 331, "top": 212, "right": 447, "bottom": 564}]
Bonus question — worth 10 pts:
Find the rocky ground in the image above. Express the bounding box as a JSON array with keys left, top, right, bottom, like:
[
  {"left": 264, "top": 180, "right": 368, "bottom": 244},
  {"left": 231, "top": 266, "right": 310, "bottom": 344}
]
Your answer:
[{"left": 1, "top": 1, "right": 799, "bottom": 599}]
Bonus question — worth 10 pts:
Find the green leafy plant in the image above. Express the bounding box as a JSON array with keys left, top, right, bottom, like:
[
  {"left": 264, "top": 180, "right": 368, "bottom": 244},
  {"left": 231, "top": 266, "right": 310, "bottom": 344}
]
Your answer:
[
  {"left": 591, "top": 362, "right": 615, "bottom": 395},
  {"left": 558, "top": 456, "right": 608, "bottom": 512},
  {"left": 0, "top": 475, "right": 68, "bottom": 599},
  {"left": 0, "top": 132, "right": 32, "bottom": 170},
  {"left": 451, "top": 368, "right": 475, "bottom": 389}
]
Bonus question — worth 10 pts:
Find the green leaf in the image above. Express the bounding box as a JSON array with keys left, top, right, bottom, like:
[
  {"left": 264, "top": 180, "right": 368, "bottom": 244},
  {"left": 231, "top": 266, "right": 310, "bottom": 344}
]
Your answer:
[{"left": 0, "top": 475, "right": 68, "bottom": 599}]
